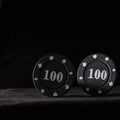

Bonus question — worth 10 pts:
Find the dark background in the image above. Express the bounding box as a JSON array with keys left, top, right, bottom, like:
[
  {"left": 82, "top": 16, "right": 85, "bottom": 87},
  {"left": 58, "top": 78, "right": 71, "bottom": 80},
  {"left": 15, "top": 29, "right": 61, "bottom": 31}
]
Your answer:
[
  {"left": 0, "top": 0, "right": 120, "bottom": 88},
  {"left": 1, "top": 0, "right": 120, "bottom": 118}
]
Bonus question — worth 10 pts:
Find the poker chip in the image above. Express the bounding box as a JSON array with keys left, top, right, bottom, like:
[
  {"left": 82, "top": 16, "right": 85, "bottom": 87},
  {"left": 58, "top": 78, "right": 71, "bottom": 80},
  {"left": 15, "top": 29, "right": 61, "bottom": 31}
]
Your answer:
[
  {"left": 77, "top": 53, "right": 117, "bottom": 95},
  {"left": 33, "top": 54, "right": 75, "bottom": 97}
]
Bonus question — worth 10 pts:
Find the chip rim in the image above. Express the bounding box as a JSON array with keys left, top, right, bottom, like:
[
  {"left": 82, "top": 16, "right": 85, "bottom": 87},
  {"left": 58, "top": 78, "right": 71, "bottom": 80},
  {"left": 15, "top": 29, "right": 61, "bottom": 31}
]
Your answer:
[
  {"left": 33, "top": 54, "right": 75, "bottom": 97},
  {"left": 77, "top": 53, "right": 117, "bottom": 95}
]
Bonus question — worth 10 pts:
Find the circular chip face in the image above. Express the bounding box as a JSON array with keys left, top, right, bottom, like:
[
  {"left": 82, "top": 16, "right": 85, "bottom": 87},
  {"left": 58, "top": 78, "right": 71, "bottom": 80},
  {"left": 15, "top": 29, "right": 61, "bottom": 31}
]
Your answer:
[
  {"left": 77, "top": 53, "right": 117, "bottom": 95},
  {"left": 33, "top": 54, "right": 75, "bottom": 97}
]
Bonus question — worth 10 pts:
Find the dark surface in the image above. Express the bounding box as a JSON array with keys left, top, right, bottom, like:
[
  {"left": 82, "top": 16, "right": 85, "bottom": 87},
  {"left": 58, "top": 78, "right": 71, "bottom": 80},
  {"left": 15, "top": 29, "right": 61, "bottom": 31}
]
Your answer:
[
  {"left": 1, "top": 87, "right": 120, "bottom": 107},
  {"left": 1, "top": 87, "right": 120, "bottom": 118}
]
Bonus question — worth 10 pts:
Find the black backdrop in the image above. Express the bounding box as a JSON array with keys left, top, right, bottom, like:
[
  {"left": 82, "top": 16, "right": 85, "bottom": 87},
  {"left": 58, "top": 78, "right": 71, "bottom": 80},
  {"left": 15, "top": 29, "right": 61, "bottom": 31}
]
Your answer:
[{"left": 0, "top": 0, "right": 120, "bottom": 88}]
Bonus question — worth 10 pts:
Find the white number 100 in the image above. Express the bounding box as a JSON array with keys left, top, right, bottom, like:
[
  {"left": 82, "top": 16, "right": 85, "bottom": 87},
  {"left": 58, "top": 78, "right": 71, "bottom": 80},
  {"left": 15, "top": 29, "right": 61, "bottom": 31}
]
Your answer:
[
  {"left": 43, "top": 70, "right": 63, "bottom": 83},
  {"left": 88, "top": 69, "right": 107, "bottom": 80}
]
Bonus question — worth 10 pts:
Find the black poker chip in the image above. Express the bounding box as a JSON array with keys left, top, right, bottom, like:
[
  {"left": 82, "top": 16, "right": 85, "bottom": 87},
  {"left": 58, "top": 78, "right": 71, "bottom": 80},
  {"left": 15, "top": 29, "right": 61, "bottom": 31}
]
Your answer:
[
  {"left": 33, "top": 54, "right": 75, "bottom": 97},
  {"left": 77, "top": 53, "right": 117, "bottom": 95}
]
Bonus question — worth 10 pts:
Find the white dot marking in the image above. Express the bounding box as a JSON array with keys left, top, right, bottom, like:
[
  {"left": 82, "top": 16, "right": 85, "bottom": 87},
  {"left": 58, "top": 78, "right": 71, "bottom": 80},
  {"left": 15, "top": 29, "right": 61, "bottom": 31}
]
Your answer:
[
  {"left": 53, "top": 92, "right": 58, "bottom": 97},
  {"left": 62, "top": 59, "right": 66, "bottom": 64},
  {"left": 34, "top": 77, "right": 38, "bottom": 81},
  {"left": 38, "top": 63, "right": 42, "bottom": 68},
  {"left": 109, "top": 82, "right": 113, "bottom": 87},
  {"left": 105, "top": 57, "right": 109, "bottom": 61},
  {"left": 69, "top": 71, "right": 73, "bottom": 75},
  {"left": 112, "top": 68, "right": 116, "bottom": 72},
  {"left": 98, "top": 90, "right": 102, "bottom": 94},
  {"left": 49, "top": 56, "right": 54, "bottom": 61},
  {"left": 41, "top": 89, "right": 45, "bottom": 93},
  {"left": 65, "top": 85, "right": 70, "bottom": 90},
  {"left": 82, "top": 62, "right": 87, "bottom": 67},
  {"left": 93, "top": 54, "right": 98, "bottom": 59},
  {"left": 86, "top": 88, "right": 90, "bottom": 92},
  {"left": 79, "top": 76, "right": 83, "bottom": 80}
]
